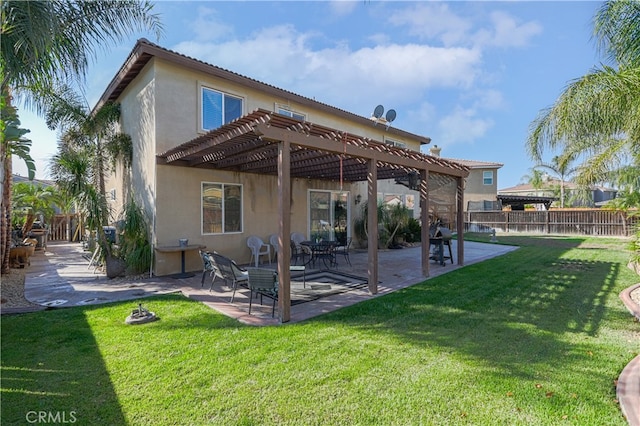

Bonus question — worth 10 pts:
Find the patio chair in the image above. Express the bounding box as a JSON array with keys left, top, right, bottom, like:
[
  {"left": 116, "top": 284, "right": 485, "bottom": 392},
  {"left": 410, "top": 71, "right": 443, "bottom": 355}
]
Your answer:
[
  {"left": 199, "top": 250, "right": 217, "bottom": 287},
  {"left": 333, "top": 237, "right": 352, "bottom": 266},
  {"left": 290, "top": 240, "right": 307, "bottom": 265},
  {"left": 291, "top": 232, "right": 311, "bottom": 263},
  {"left": 246, "top": 267, "right": 279, "bottom": 317},
  {"left": 247, "top": 235, "right": 271, "bottom": 267},
  {"left": 269, "top": 234, "right": 280, "bottom": 261},
  {"left": 207, "top": 251, "right": 249, "bottom": 302}
]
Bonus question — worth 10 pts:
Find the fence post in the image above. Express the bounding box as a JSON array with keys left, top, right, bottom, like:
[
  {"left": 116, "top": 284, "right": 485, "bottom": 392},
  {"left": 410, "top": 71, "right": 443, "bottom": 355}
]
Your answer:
[{"left": 546, "top": 210, "right": 550, "bottom": 234}]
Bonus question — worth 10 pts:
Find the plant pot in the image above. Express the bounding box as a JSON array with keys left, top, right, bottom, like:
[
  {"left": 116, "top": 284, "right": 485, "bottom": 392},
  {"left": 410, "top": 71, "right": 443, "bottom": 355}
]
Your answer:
[{"left": 628, "top": 260, "right": 640, "bottom": 276}]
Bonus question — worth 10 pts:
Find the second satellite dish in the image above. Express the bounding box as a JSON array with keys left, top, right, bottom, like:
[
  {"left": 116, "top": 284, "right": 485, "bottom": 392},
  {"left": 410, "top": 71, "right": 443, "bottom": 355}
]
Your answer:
[{"left": 370, "top": 105, "right": 397, "bottom": 129}]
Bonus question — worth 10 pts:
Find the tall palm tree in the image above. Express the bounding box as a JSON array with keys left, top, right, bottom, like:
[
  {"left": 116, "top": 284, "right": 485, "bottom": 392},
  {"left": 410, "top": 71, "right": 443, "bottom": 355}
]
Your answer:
[
  {"left": 44, "top": 86, "right": 131, "bottom": 212},
  {"left": 0, "top": 0, "right": 162, "bottom": 273},
  {"left": 11, "top": 182, "right": 56, "bottom": 235},
  {"left": 0, "top": 91, "right": 34, "bottom": 272},
  {"left": 526, "top": 0, "right": 640, "bottom": 187},
  {"left": 46, "top": 98, "right": 131, "bottom": 261},
  {"left": 534, "top": 155, "right": 579, "bottom": 208}
]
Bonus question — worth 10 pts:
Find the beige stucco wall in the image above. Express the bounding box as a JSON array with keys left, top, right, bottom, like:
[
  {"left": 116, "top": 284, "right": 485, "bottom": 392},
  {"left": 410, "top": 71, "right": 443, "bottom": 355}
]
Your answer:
[
  {"left": 113, "top": 58, "right": 429, "bottom": 275},
  {"left": 153, "top": 165, "right": 345, "bottom": 275}
]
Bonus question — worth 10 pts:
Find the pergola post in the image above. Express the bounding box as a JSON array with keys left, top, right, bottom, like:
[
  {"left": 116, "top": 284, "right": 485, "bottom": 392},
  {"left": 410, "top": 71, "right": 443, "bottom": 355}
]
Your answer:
[
  {"left": 456, "top": 176, "right": 465, "bottom": 266},
  {"left": 420, "top": 169, "right": 430, "bottom": 277},
  {"left": 277, "top": 139, "right": 291, "bottom": 323},
  {"left": 367, "top": 159, "right": 378, "bottom": 294}
]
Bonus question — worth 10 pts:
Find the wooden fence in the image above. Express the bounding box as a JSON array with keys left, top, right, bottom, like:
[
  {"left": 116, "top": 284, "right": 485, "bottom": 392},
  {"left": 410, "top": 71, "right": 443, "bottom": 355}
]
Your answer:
[
  {"left": 48, "top": 214, "right": 82, "bottom": 242},
  {"left": 465, "top": 210, "right": 638, "bottom": 237}
]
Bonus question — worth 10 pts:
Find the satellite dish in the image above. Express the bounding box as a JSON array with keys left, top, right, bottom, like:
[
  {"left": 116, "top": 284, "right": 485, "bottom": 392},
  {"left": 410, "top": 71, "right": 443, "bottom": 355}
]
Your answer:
[
  {"left": 385, "top": 109, "right": 396, "bottom": 123},
  {"left": 373, "top": 104, "right": 384, "bottom": 119}
]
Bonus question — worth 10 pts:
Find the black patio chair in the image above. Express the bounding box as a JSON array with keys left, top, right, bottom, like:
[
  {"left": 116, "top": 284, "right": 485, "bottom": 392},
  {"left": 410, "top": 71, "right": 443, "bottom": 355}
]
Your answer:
[
  {"left": 333, "top": 237, "right": 352, "bottom": 266},
  {"left": 206, "top": 251, "right": 249, "bottom": 302},
  {"left": 246, "top": 267, "right": 279, "bottom": 317}
]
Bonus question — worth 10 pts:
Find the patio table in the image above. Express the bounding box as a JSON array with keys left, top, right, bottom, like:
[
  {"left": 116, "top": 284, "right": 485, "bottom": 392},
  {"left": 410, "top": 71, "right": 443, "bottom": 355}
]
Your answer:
[
  {"left": 155, "top": 244, "right": 206, "bottom": 278},
  {"left": 300, "top": 241, "right": 338, "bottom": 269}
]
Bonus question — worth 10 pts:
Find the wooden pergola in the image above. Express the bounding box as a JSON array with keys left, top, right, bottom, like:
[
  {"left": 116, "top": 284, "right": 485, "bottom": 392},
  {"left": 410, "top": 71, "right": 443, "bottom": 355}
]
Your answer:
[{"left": 158, "top": 109, "right": 470, "bottom": 322}]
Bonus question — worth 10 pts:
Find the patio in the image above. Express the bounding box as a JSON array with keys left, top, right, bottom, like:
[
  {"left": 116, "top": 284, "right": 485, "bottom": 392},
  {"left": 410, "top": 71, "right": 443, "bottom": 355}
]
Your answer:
[{"left": 18, "top": 240, "right": 518, "bottom": 325}]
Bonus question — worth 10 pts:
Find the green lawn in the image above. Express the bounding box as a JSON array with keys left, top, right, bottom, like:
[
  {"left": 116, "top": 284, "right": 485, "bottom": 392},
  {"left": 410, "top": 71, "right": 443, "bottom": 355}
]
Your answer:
[{"left": 2, "top": 235, "right": 639, "bottom": 425}]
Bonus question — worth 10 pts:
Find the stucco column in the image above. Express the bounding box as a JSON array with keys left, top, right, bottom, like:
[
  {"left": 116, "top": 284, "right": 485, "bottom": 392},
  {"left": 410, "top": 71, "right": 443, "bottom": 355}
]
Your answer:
[
  {"left": 367, "top": 159, "right": 378, "bottom": 294},
  {"left": 277, "top": 139, "right": 291, "bottom": 323}
]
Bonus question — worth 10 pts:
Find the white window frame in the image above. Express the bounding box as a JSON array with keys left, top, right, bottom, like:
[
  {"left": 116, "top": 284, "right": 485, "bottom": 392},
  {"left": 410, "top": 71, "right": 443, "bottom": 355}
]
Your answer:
[
  {"left": 483, "top": 171, "right": 494, "bottom": 185},
  {"left": 201, "top": 182, "right": 243, "bottom": 235},
  {"left": 199, "top": 85, "right": 244, "bottom": 132}
]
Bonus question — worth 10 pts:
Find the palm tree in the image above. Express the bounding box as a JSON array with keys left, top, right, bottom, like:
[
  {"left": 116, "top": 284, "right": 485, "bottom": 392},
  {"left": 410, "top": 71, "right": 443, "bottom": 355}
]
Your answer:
[
  {"left": 2, "top": 1, "right": 163, "bottom": 107},
  {"left": 44, "top": 86, "right": 131, "bottom": 213},
  {"left": 0, "top": 0, "right": 162, "bottom": 274},
  {"left": 526, "top": 0, "right": 640, "bottom": 187},
  {"left": 534, "top": 155, "right": 579, "bottom": 208},
  {"left": 521, "top": 169, "right": 546, "bottom": 190},
  {"left": 11, "top": 182, "right": 56, "bottom": 236},
  {"left": 0, "top": 91, "right": 34, "bottom": 272},
  {"left": 47, "top": 98, "right": 136, "bottom": 272}
]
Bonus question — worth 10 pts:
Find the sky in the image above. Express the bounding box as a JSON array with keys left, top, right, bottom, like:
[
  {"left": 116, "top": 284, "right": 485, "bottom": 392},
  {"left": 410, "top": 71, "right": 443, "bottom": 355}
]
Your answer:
[{"left": 13, "top": 0, "right": 605, "bottom": 189}]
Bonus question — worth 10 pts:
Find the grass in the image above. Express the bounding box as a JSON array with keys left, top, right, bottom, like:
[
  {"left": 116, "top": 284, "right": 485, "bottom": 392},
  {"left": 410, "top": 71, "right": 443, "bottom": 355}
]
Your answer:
[{"left": 2, "top": 235, "right": 639, "bottom": 425}]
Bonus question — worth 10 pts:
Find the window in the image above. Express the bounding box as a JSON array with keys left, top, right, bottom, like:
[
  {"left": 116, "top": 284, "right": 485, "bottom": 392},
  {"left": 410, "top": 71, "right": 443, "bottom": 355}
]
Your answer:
[
  {"left": 277, "top": 107, "right": 305, "bottom": 121},
  {"left": 483, "top": 171, "right": 494, "bottom": 185},
  {"left": 202, "top": 182, "right": 243, "bottom": 234},
  {"left": 201, "top": 87, "right": 243, "bottom": 131},
  {"left": 384, "top": 138, "right": 406, "bottom": 148}
]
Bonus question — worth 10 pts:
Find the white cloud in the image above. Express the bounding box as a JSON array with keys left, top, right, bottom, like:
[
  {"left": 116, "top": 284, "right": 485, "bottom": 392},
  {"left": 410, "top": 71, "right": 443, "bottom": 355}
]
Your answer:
[
  {"left": 328, "top": 0, "right": 358, "bottom": 17},
  {"left": 191, "top": 6, "right": 235, "bottom": 42},
  {"left": 438, "top": 106, "right": 493, "bottom": 145},
  {"left": 388, "top": 4, "right": 541, "bottom": 49},
  {"left": 388, "top": 3, "right": 472, "bottom": 47},
  {"left": 173, "top": 25, "right": 482, "bottom": 114},
  {"left": 473, "top": 11, "right": 542, "bottom": 48}
]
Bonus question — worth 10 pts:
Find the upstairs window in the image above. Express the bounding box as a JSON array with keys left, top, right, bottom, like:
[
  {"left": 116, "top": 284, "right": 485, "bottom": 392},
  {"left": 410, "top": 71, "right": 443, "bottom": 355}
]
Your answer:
[
  {"left": 201, "top": 87, "right": 243, "bottom": 131},
  {"left": 277, "top": 107, "right": 305, "bottom": 121},
  {"left": 483, "top": 171, "right": 494, "bottom": 185},
  {"left": 384, "top": 138, "right": 406, "bottom": 149}
]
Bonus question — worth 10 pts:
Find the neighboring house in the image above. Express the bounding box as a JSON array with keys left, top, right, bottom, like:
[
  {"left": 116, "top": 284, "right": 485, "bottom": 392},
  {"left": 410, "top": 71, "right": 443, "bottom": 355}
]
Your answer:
[
  {"left": 498, "top": 181, "right": 618, "bottom": 208},
  {"left": 424, "top": 146, "right": 504, "bottom": 212},
  {"left": 98, "top": 39, "right": 469, "bottom": 310}
]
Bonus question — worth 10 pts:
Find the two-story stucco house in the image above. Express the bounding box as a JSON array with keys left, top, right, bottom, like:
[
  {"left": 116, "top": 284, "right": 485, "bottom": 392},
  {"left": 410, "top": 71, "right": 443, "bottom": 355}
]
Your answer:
[{"left": 98, "top": 39, "right": 469, "bottom": 321}]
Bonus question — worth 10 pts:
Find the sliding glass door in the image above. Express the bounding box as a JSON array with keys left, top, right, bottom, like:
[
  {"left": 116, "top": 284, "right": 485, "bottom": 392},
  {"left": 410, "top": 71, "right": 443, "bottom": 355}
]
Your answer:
[{"left": 308, "top": 191, "right": 350, "bottom": 244}]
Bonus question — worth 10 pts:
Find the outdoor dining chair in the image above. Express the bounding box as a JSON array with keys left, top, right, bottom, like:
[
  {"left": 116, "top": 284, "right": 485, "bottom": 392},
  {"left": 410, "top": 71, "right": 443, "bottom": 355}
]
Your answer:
[
  {"left": 290, "top": 240, "right": 307, "bottom": 265},
  {"left": 269, "top": 234, "right": 280, "bottom": 261},
  {"left": 206, "top": 251, "right": 249, "bottom": 302},
  {"left": 333, "top": 237, "right": 352, "bottom": 266},
  {"left": 291, "top": 232, "right": 312, "bottom": 263},
  {"left": 199, "top": 250, "right": 217, "bottom": 286},
  {"left": 247, "top": 235, "right": 271, "bottom": 267},
  {"left": 246, "top": 267, "right": 279, "bottom": 317}
]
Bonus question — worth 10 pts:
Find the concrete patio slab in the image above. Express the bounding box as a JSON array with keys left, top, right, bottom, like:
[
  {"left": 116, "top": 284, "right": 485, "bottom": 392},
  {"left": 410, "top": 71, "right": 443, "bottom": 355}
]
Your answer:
[{"left": 15, "top": 240, "right": 517, "bottom": 325}]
